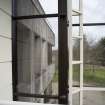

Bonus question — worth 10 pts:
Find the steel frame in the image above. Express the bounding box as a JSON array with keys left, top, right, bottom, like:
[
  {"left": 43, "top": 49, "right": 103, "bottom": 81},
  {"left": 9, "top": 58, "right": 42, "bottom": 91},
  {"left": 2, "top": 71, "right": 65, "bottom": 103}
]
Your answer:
[
  {"left": 12, "top": 0, "right": 18, "bottom": 101},
  {"left": 14, "top": 93, "right": 59, "bottom": 99},
  {"left": 13, "top": 14, "right": 66, "bottom": 20},
  {"left": 58, "top": 0, "right": 69, "bottom": 104},
  {"left": 73, "top": 23, "right": 105, "bottom": 26}
]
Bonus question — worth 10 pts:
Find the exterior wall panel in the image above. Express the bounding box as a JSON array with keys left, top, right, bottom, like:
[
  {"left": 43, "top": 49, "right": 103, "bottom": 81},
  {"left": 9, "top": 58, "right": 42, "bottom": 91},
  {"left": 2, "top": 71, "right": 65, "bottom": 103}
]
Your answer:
[
  {"left": 0, "top": 10, "right": 11, "bottom": 38},
  {"left": 0, "top": 0, "right": 11, "bottom": 15},
  {"left": 0, "top": 84, "right": 12, "bottom": 100},
  {"left": 0, "top": 37, "right": 12, "bottom": 62},
  {"left": 0, "top": 0, "right": 12, "bottom": 101},
  {"left": 0, "top": 62, "right": 12, "bottom": 87}
]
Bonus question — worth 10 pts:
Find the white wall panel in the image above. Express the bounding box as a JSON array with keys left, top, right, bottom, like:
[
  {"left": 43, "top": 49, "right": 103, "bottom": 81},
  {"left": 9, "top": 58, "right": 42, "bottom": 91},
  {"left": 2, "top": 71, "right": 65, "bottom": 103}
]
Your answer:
[
  {"left": 0, "top": 37, "right": 11, "bottom": 62},
  {"left": 0, "top": 0, "right": 12, "bottom": 101},
  {"left": 0, "top": 10, "right": 11, "bottom": 38},
  {"left": 0, "top": 0, "right": 11, "bottom": 15},
  {"left": 0, "top": 62, "right": 12, "bottom": 87},
  {"left": 0, "top": 84, "right": 12, "bottom": 101}
]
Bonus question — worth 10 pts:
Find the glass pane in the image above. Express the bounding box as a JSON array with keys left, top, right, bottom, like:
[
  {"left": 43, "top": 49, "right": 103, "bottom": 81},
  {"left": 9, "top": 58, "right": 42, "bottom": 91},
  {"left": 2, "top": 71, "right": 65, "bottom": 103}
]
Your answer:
[
  {"left": 84, "top": 64, "right": 105, "bottom": 87},
  {"left": 73, "top": 65, "right": 80, "bottom": 87},
  {"left": 39, "top": 0, "right": 58, "bottom": 14},
  {"left": 73, "top": 39, "right": 80, "bottom": 61},
  {"left": 73, "top": 27, "right": 79, "bottom": 37},
  {"left": 52, "top": 50, "right": 58, "bottom": 104},
  {"left": 73, "top": 93, "right": 80, "bottom": 105},
  {"left": 83, "top": 26, "right": 105, "bottom": 87},
  {"left": 44, "top": 99, "right": 58, "bottom": 104},
  {"left": 18, "top": 97, "right": 42, "bottom": 102},
  {"left": 84, "top": 0, "right": 105, "bottom": 23},
  {"left": 73, "top": 17, "right": 79, "bottom": 24},
  {"left": 16, "top": 16, "right": 56, "bottom": 103},
  {"left": 17, "top": 0, "right": 58, "bottom": 16},
  {"left": 43, "top": 83, "right": 58, "bottom": 104},
  {"left": 48, "top": 18, "right": 58, "bottom": 49},
  {"left": 72, "top": 0, "right": 79, "bottom": 10},
  {"left": 83, "top": 91, "right": 105, "bottom": 105},
  {"left": 17, "top": 0, "right": 38, "bottom": 16}
]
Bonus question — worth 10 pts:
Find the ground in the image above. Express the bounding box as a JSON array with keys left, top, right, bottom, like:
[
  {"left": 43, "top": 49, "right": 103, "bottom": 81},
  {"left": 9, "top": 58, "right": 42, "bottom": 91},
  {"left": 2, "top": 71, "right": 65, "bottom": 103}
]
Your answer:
[{"left": 52, "top": 65, "right": 105, "bottom": 105}]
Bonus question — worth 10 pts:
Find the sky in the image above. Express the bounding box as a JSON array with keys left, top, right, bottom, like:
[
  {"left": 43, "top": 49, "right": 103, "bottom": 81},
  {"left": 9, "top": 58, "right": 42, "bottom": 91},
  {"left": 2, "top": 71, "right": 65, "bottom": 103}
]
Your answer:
[{"left": 39, "top": 0, "right": 105, "bottom": 49}]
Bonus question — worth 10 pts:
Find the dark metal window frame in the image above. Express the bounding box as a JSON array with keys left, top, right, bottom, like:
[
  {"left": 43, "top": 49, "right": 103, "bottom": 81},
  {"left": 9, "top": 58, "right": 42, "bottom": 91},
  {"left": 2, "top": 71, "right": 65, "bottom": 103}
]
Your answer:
[
  {"left": 12, "top": 0, "right": 105, "bottom": 104},
  {"left": 12, "top": 0, "right": 18, "bottom": 101}
]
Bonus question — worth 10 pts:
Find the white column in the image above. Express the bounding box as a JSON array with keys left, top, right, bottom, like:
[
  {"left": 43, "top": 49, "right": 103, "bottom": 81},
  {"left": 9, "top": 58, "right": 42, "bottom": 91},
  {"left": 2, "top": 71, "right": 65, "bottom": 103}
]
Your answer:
[
  {"left": 79, "top": 0, "right": 83, "bottom": 104},
  {"left": 67, "top": 0, "right": 73, "bottom": 104}
]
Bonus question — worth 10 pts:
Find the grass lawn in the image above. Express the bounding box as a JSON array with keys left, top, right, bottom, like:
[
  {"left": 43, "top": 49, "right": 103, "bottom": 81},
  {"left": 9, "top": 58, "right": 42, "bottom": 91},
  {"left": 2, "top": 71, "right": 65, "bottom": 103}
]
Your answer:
[
  {"left": 84, "top": 69, "right": 105, "bottom": 86},
  {"left": 73, "top": 65, "right": 105, "bottom": 86},
  {"left": 53, "top": 66, "right": 105, "bottom": 87}
]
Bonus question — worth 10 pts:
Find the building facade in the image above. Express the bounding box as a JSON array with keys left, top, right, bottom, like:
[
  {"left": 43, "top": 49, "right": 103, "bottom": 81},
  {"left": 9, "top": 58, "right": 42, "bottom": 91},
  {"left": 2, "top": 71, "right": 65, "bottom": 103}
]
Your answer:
[{"left": 0, "top": 0, "right": 55, "bottom": 103}]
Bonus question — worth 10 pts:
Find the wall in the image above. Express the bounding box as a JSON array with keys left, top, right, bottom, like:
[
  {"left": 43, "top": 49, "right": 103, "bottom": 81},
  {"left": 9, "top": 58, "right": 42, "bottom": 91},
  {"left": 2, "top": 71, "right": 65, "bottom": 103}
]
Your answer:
[{"left": 0, "top": 0, "right": 12, "bottom": 101}]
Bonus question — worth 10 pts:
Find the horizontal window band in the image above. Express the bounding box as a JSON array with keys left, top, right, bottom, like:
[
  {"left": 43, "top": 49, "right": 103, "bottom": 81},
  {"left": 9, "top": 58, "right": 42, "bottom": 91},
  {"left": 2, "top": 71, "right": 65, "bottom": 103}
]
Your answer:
[
  {"left": 14, "top": 92, "right": 63, "bottom": 99},
  {"left": 73, "top": 23, "right": 105, "bottom": 26},
  {"left": 13, "top": 14, "right": 66, "bottom": 20},
  {"left": 12, "top": 14, "right": 105, "bottom": 27}
]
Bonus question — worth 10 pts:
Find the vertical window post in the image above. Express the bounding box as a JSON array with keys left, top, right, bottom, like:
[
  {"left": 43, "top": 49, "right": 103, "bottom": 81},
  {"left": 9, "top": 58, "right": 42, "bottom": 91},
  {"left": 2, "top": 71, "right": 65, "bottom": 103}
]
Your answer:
[
  {"left": 58, "top": 0, "right": 69, "bottom": 104},
  {"left": 12, "top": 0, "right": 18, "bottom": 101}
]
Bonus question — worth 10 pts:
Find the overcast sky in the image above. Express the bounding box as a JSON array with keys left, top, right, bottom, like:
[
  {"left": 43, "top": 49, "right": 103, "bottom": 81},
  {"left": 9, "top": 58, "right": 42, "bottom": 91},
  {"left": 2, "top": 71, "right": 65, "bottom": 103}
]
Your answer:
[{"left": 39, "top": 0, "right": 105, "bottom": 49}]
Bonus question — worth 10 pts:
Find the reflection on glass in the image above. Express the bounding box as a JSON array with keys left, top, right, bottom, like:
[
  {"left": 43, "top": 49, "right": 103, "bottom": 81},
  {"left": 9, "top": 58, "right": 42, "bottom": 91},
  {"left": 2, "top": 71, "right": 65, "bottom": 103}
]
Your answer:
[
  {"left": 73, "top": 39, "right": 80, "bottom": 61},
  {"left": 73, "top": 65, "right": 80, "bottom": 87},
  {"left": 44, "top": 99, "right": 58, "bottom": 104}
]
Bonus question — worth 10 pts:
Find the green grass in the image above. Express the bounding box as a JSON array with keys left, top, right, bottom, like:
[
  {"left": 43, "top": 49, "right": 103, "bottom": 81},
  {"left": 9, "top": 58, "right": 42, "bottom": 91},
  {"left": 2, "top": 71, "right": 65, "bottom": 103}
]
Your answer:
[
  {"left": 53, "top": 66, "right": 105, "bottom": 86},
  {"left": 73, "top": 66, "right": 105, "bottom": 86},
  {"left": 84, "top": 69, "right": 105, "bottom": 86}
]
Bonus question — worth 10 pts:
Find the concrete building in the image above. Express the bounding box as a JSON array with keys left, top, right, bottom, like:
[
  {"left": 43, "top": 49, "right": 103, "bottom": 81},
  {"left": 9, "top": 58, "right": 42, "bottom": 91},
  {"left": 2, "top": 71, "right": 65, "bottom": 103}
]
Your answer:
[{"left": 0, "top": 0, "right": 55, "bottom": 103}]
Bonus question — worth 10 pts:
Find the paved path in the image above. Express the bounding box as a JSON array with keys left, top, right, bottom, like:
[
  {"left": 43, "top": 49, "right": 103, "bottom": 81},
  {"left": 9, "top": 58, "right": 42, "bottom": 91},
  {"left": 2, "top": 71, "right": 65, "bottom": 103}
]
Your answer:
[
  {"left": 52, "top": 82, "right": 105, "bottom": 105},
  {"left": 83, "top": 91, "right": 105, "bottom": 105}
]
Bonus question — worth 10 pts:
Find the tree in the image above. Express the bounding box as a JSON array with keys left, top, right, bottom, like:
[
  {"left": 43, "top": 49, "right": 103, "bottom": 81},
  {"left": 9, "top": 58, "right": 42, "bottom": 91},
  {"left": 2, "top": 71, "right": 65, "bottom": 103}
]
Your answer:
[
  {"left": 93, "top": 37, "right": 105, "bottom": 66},
  {"left": 73, "top": 35, "right": 91, "bottom": 63},
  {"left": 83, "top": 35, "right": 91, "bottom": 64}
]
